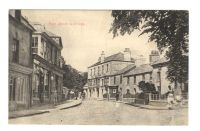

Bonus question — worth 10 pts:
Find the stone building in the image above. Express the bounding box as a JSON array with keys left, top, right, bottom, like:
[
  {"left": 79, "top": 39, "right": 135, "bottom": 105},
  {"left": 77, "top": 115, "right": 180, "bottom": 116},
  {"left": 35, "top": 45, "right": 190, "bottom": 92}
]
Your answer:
[
  {"left": 31, "top": 23, "right": 64, "bottom": 105},
  {"left": 9, "top": 10, "right": 35, "bottom": 111},
  {"left": 123, "top": 64, "right": 153, "bottom": 95},
  {"left": 87, "top": 48, "right": 135, "bottom": 99},
  {"left": 123, "top": 50, "right": 188, "bottom": 96}
]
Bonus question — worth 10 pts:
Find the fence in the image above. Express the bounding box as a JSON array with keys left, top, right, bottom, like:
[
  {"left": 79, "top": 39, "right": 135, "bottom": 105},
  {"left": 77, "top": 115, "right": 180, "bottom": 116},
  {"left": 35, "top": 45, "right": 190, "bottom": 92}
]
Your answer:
[{"left": 148, "top": 92, "right": 188, "bottom": 101}]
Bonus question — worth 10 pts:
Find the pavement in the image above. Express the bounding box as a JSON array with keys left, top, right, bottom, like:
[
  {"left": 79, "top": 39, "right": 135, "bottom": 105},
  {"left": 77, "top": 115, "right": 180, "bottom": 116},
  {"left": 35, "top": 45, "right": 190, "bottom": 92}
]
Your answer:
[
  {"left": 9, "top": 99, "right": 82, "bottom": 119},
  {"left": 98, "top": 98, "right": 188, "bottom": 110}
]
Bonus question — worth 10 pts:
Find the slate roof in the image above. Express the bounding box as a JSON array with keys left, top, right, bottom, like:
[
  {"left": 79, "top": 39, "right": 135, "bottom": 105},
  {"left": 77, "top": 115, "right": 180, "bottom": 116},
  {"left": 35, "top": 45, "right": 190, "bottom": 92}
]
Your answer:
[
  {"left": 114, "top": 64, "right": 135, "bottom": 75},
  {"left": 89, "top": 52, "right": 134, "bottom": 67},
  {"left": 151, "top": 57, "right": 169, "bottom": 65},
  {"left": 124, "top": 64, "right": 153, "bottom": 77},
  {"left": 43, "top": 29, "right": 60, "bottom": 37}
]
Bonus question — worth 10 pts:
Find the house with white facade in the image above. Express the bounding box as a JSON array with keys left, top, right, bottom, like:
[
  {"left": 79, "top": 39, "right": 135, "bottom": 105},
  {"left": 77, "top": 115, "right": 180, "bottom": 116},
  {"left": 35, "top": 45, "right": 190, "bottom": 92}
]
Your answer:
[{"left": 87, "top": 48, "right": 135, "bottom": 99}]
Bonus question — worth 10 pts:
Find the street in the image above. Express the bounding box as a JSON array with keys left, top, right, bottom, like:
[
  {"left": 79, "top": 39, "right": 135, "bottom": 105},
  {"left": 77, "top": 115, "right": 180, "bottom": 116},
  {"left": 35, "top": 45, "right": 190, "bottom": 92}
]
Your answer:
[{"left": 9, "top": 100, "right": 188, "bottom": 125}]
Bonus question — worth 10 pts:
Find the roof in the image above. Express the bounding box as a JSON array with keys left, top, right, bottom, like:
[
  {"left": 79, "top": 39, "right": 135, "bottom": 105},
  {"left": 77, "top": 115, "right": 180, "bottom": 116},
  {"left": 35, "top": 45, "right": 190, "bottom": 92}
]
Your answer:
[
  {"left": 42, "top": 29, "right": 60, "bottom": 37},
  {"left": 114, "top": 64, "right": 135, "bottom": 75},
  {"left": 89, "top": 52, "right": 134, "bottom": 67},
  {"left": 20, "top": 16, "right": 35, "bottom": 31},
  {"left": 9, "top": 14, "right": 35, "bottom": 32},
  {"left": 151, "top": 57, "right": 169, "bottom": 65},
  {"left": 32, "top": 23, "right": 63, "bottom": 48},
  {"left": 124, "top": 64, "right": 153, "bottom": 77}
]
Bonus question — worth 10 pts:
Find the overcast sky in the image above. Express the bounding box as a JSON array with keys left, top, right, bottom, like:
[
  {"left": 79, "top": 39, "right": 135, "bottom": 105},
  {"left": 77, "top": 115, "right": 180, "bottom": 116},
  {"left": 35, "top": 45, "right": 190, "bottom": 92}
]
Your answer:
[{"left": 22, "top": 10, "right": 158, "bottom": 72}]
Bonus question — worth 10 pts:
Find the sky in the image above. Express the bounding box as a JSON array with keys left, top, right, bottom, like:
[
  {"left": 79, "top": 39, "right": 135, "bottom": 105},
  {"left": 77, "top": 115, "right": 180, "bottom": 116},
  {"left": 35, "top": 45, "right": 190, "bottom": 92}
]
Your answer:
[{"left": 22, "top": 10, "right": 158, "bottom": 72}]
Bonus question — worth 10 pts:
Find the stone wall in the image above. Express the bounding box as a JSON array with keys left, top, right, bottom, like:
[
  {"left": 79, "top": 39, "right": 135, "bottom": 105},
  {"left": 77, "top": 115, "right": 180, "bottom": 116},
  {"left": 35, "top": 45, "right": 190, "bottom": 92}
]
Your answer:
[{"left": 9, "top": 19, "right": 32, "bottom": 67}]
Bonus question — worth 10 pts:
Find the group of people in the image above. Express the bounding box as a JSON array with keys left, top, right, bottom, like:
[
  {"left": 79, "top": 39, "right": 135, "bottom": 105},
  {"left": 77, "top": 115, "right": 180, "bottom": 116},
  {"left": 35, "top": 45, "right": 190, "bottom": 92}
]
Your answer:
[{"left": 68, "top": 90, "right": 86, "bottom": 100}]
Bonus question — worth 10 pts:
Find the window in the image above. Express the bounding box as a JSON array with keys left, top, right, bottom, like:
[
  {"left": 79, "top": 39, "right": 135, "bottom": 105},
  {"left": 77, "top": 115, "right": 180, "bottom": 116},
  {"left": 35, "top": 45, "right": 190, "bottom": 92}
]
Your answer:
[
  {"left": 157, "top": 72, "right": 161, "bottom": 82},
  {"left": 51, "top": 47, "right": 54, "bottom": 63},
  {"left": 12, "top": 39, "right": 19, "bottom": 63},
  {"left": 114, "top": 76, "right": 116, "bottom": 84},
  {"left": 113, "top": 89, "right": 116, "bottom": 93},
  {"left": 54, "top": 49, "right": 57, "bottom": 65},
  {"left": 134, "top": 76, "right": 136, "bottom": 84},
  {"left": 106, "top": 64, "right": 109, "bottom": 72},
  {"left": 102, "top": 79, "right": 104, "bottom": 86},
  {"left": 127, "top": 77, "right": 130, "bottom": 85},
  {"left": 98, "top": 66, "right": 100, "bottom": 75},
  {"left": 102, "top": 65, "right": 104, "bottom": 74},
  {"left": 94, "top": 67, "right": 96, "bottom": 76},
  {"left": 150, "top": 72, "right": 152, "bottom": 80},
  {"left": 120, "top": 76, "right": 122, "bottom": 84},
  {"left": 142, "top": 74, "right": 145, "bottom": 81},
  {"left": 40, "top": 38, "right": 44, "bottom": 55},
  {"left": 9, "top": 77, "right": 16, "bottom": 101},
  {"left": 32, "top": 37, "right": 38, "bottom": 54}
]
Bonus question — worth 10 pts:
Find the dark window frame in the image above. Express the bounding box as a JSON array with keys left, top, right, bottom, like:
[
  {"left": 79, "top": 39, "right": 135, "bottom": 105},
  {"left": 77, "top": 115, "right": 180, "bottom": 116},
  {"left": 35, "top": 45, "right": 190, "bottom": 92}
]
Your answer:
[{"left": 12, "top": 38, "right": 19, "bottom": 63}]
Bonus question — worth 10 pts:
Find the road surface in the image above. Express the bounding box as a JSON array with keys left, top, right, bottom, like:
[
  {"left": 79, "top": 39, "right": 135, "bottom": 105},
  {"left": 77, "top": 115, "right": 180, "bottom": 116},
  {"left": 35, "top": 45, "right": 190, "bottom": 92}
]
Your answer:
[{"left": 9, "top": 100, "right": 188, "bottom": 125}]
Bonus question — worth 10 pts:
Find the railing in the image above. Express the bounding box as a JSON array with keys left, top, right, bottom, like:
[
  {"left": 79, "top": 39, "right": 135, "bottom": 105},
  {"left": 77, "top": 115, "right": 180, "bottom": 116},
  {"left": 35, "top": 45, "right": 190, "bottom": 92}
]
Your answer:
[{"left": 148, "top": 92, "right": 188, "bottom": 101}]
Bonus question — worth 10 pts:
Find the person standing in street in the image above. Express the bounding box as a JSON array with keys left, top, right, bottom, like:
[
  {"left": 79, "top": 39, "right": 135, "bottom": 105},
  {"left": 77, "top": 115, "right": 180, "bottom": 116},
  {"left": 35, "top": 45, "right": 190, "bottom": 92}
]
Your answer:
[
  {"left": 52, "top": 89, "right": 58, "bottom": 105},
  {"left": 167, "top": 85, "right": 174, "bottom": 109}
]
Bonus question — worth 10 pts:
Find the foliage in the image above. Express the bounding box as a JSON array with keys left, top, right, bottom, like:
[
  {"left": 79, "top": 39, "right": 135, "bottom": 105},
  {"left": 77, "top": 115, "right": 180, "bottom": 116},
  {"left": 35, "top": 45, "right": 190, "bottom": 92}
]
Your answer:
[
  {"left": 110, "top": 10, "right": 188, "bottom": 86},
  {"left": 138, "top": 81, "right": 157, "bottom": 93},
  {"left": 63, "top": 64, "right": 88, "bottom": 91}
]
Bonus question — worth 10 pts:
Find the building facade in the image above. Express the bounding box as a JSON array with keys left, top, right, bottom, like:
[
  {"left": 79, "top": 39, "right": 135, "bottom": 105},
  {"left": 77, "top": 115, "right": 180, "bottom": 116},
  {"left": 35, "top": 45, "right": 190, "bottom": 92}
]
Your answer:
[
  {"left": 31, "top": 23, "right": 64, "bottom": 105},
  {"left": 123, "top": 64, "right": 153, "bottom": 95},
  {"left": 123, "top": 50, "right": 188, "bottom": 97},
  {"left": 87, "top": 48, "right": 135, "bottom": 99},
  {"left": 9, "top": 10, "right": 35, "bottom": 111}
]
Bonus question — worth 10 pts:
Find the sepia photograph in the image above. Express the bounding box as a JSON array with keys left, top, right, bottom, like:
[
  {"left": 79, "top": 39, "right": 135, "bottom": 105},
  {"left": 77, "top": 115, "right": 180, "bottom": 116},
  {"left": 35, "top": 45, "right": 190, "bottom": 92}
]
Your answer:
[{"left": 8, "top": 9, "right": 188, "bottom": 125}]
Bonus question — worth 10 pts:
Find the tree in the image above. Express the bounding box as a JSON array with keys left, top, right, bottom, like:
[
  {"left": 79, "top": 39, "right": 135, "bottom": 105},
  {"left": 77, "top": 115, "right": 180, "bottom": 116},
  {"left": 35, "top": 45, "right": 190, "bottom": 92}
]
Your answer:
[
  {"left": 138, "top": 81, "right": 156, "bottom": 93},
  {"left": 110, "top": 10, "right": 188, "bottom": 88},
  {"left": 63, "top": 64, "right": 88, "bottom": 91},
  {"left": 138, "top": 81, "right": 146, "bottom": 92}
]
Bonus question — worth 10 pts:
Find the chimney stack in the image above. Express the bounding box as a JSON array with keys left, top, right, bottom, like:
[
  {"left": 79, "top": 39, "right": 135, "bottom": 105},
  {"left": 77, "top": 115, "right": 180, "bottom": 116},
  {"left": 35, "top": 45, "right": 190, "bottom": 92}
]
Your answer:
[
  {"left": 149, "top": 50, "right": 160, "bottom": 63},
  {"left": 100, "top": 51, "right": 105, "bottom": 63},
  {"left": 124, "top": 48, "right": 131, "bottom": 61},
  {"left": 135, "top": 55, "right": 146, "bottom": 66}
]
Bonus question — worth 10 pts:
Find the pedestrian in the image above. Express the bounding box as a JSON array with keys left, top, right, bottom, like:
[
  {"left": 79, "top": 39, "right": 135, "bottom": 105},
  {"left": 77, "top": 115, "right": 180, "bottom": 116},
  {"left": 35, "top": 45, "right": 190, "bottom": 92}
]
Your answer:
[
  {"left": 116, "top": 91, "right": 119, "bottom": 101},
  {"left": 174, "top": 87, "right": 183, "bottom": 106},
  {"left": 167, "top": 85, "right": 174, "bottom": 109},
  {"left": 52, "top": 89, "right": 58, "bottom": 105}
]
